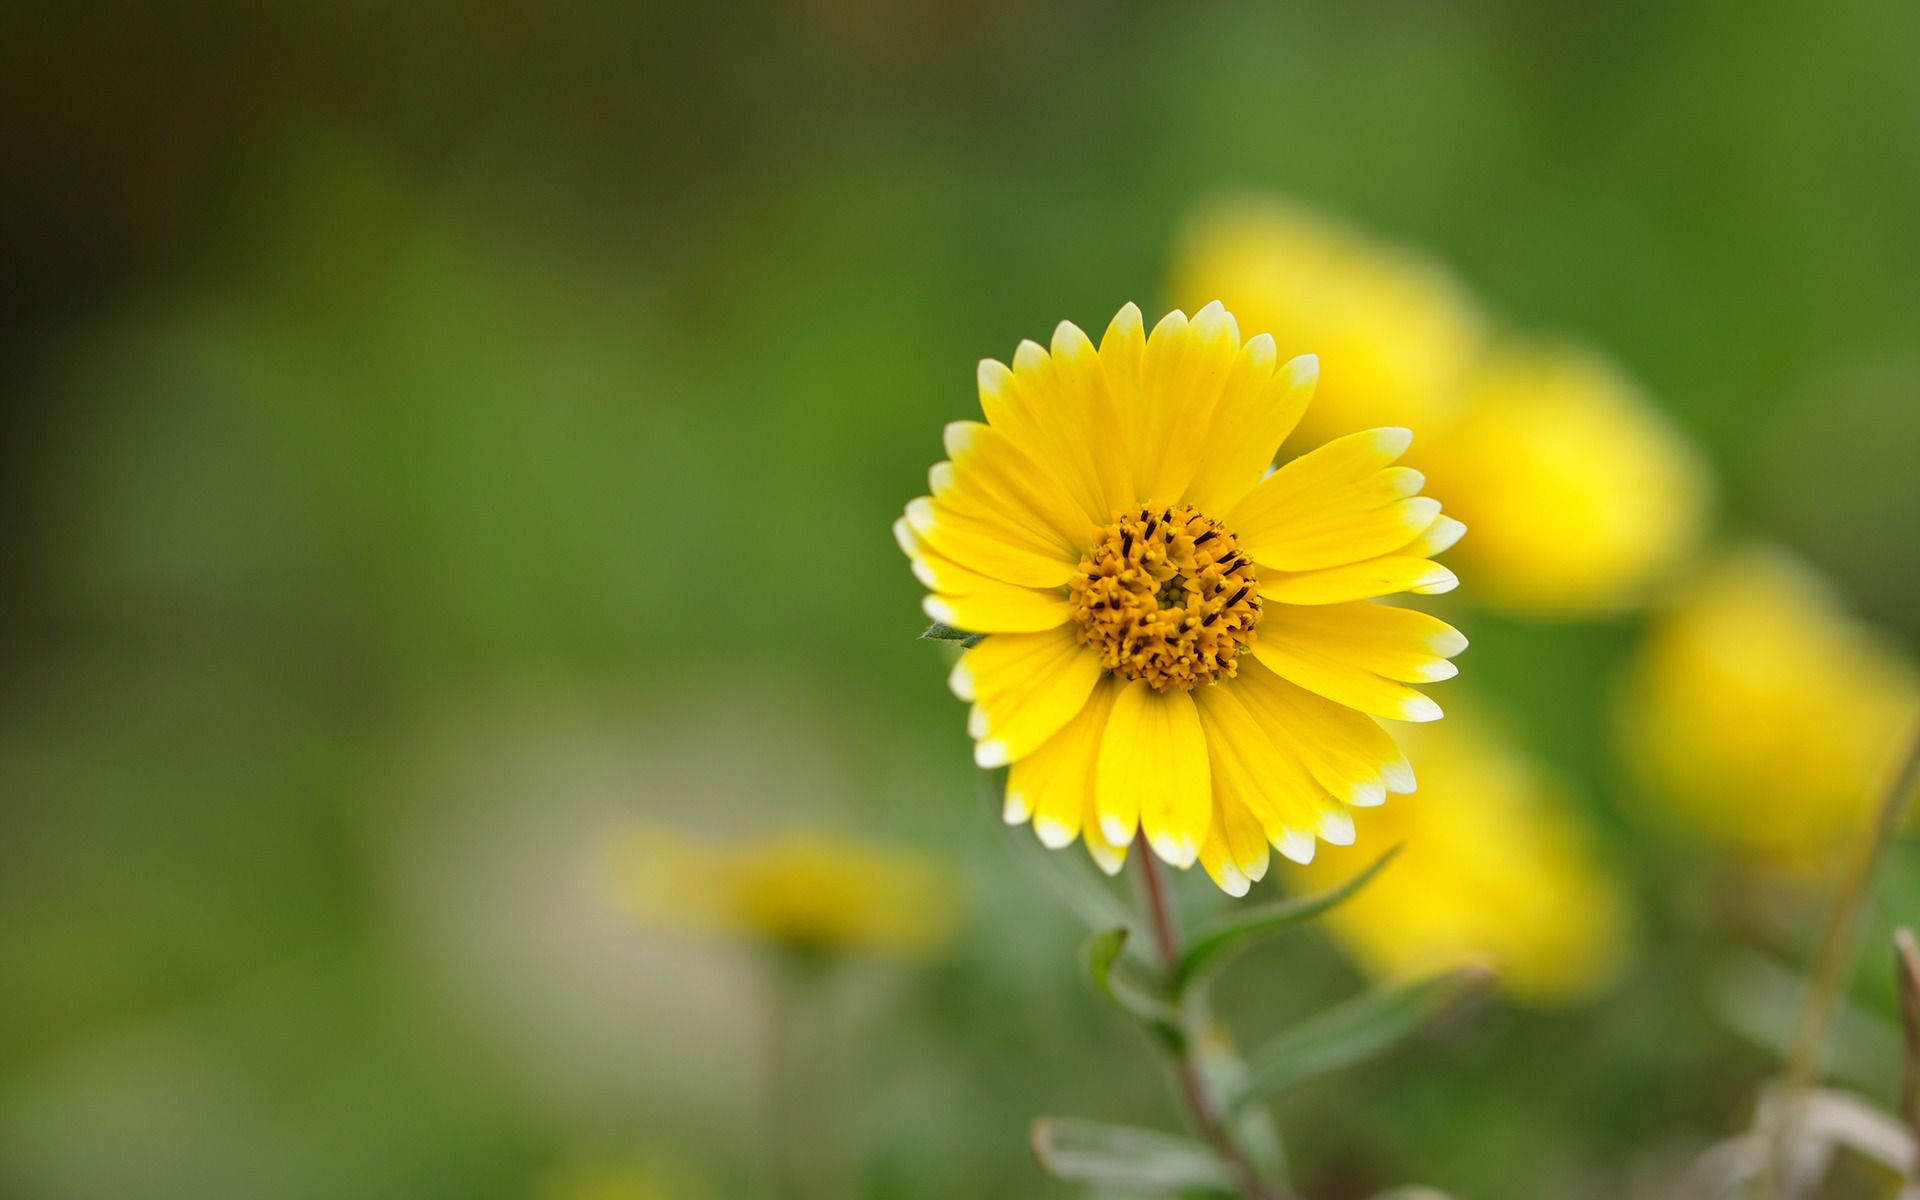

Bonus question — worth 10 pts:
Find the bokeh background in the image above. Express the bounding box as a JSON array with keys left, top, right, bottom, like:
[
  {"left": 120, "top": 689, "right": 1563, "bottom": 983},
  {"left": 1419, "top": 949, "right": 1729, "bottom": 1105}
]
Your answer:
[{"left": 5, "top": 2, "right": 1920, "bottom": 1198}]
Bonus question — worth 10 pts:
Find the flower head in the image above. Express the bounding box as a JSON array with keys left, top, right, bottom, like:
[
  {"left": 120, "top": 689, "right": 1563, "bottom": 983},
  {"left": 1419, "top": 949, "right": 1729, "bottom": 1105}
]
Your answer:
[
  {"left": 604, "top": 825, "right": 958, "bottom": 956},
  {"left": 898, "top": 302, "right": 1466, "bottom": 894},
  {"left": 1289, "top": 709, "right": 1629, "bottom": 1004},
  {"left": 1624, "top": 548, "right": 1920, "bottom": 871},
  {"left": 1168, "top": 198, "right": 1486, "bottom": 450},
  {"left": 1421, "top": 347, "right": 1711, "bottom": 617}
]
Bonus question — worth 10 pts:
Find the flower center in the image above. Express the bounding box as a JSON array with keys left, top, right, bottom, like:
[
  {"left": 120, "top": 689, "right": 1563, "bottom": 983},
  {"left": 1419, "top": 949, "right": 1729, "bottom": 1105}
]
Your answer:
[{"left": 1068, "top": 503, "right": 1262, "bottom": 693}]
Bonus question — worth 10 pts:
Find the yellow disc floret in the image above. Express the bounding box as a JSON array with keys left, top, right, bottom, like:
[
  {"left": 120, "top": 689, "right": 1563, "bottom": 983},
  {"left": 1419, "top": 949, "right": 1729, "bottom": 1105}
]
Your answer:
[{"left": 1068, "top": 503, "right": 1260, "bottom": 693}]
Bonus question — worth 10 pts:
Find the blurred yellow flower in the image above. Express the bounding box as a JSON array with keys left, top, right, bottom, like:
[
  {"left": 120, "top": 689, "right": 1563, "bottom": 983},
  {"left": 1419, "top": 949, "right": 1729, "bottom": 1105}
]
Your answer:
[
  {"left": 1419, "top": 346, "right": 1712, "bottom": 617},
  {"left": 1625, "top": 548, "right": 1920, "bottom": 870},
  {"left": 1169, "top": 195, "right": 1714, "bottom": 620},
  {"left": 897, "top": 301, "right": 1467, "bottom": 894},
  {"left": 604, "top": 825, "right": 958, "bottom": 956},
  {"left": 1289, "top": 709, "right": 1629, "bottom": 1005},
  {"left": 1167, "top": 197, "right": 1486, "bottom": 450},
  {"left": 537, "top": 1154, "right": 703, "bottom": 1200},
  {"left": 537, "top": 1153, "right": 706, "bottom": 1200}
]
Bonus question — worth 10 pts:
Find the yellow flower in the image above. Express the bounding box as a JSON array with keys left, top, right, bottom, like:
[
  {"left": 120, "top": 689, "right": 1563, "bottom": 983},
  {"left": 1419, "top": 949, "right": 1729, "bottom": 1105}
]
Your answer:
[
  {"left": 1289, "top": 709, "right": 1629, "bottom": 1004},
  {"left": 896, "top": 301, "right": 1467, "bottom": 895},
  {"left": 538, "top": 1153, "right": 706, "bottom": 1200},
  {"left": 1170, "top": 196, "right": 1713, "bottom": 619},
  {"left": 1624, "top": 548, "right": 1920, "bottom": 870},
  {"left": 1419, "top": 346, "right": 1711, "bottom": 617},
  {"left": 603, "top": 825, "right": 958, "bottom": 956},
  {"left": 1167, "top": 197, "right": 1486, "bottom": 451},
  {"left": 538, "top": 1154, "right": 704, "bottom": 1200}
]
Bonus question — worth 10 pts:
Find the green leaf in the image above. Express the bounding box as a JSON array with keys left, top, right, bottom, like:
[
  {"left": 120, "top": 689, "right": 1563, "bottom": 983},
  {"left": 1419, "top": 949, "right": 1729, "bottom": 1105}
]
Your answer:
[
  {"left": 1029, "top": 1119, "right": 1237, "bottom": 1194},
  {"left": 1231, "top": 966, "right": 1493, "bottom": 1111},
  {"left": 1084, "top": 927, "right": 1186, "bottom": 1049},
  {"left": 919, "top": 621, "right": 986, "bottom": 648},
  {"left": 1174, "top": 846, "right": 1400, "bottom": 993}
]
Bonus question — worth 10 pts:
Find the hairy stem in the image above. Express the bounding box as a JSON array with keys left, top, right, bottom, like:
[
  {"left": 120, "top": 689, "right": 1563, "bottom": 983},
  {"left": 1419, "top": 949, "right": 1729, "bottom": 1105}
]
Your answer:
[{"left": 1134, "top": 840, "right": 1296, "bottom": 1200}]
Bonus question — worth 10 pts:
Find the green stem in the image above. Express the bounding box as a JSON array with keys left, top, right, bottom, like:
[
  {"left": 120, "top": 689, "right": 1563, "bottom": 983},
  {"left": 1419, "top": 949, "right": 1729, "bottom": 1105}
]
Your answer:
[{"left": 1133, "top": 840, "right": 1296, "bottom": 1200}]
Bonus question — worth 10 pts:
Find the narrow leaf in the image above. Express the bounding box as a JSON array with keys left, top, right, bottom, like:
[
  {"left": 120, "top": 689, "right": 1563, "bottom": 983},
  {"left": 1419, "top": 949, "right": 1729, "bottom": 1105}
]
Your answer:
[
  {"left": 1232, "top": 966, "right": 1492, "bottom": 1111},
  {"left": 1175, "top": 846, "right": 1400, "bottom": 993},
  {"left": 1030, "top": 1118, "right": 1237, "bottom": 1193},
  {"left": 919, "top": 621, "right": 986, "bottom": 648},
  {"left": 1084, "top": 927, "right": 1185, "bottom": 1049}
]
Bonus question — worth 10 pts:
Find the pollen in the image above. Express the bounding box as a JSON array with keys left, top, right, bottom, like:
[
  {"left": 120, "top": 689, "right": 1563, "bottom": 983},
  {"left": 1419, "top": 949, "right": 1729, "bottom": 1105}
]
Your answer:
[{"left": 1068, "top": 503, "right": 1262, "bottom": 693}]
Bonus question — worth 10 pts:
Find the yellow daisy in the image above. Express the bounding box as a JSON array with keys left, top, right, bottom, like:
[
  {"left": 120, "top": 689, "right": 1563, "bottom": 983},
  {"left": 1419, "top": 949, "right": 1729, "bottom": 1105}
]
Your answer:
[{"left": 896, "top": 302, "right": 1467, "bottom": 895}]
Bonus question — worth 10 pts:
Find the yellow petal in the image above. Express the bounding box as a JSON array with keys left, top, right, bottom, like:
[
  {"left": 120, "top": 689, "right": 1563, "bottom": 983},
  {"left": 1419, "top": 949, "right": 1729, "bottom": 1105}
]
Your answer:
[
  {"left": 1231, "top": 658, "right": 1417, "bottom": 806},
  {"left": 1048, "top": 319, "right": 1135, "bottom": 520},
  {"left": 1182, "top": 349, "right": 1316, "bottom": 516},
  {"left": 1194, "top": 681, "right": 1335, "bottom": 835},
  {"left": 1228, "top": 428, "right": 1443, "bottom": 571},
  {"left": 1260, "top": 555, "right": 1459, "bottom": 604},
  {"left": 1249, "top": 637, "right": 1442, "bottom": 723},
  {"left": 1137, "top": 301, "right": 1242, "bottom": 505},
  {"left": 942, "top": 420, "right": 1099, "bottom": 551},
  {"left": 977, "top": 331, "right": 1128, "bottom": 528},
  {"left": 957, "top": 626, "right": 1104, "bottom": 767},
  {"left": 1095, "top": 681, "right": 1212, "bottom": 868},
  {"left": 1261, "top": 602, "right": 1468, "bottom": 683},
  {"left": 1006, "top": 678, "right": 1120, "bottom": 849},
  {"left": 905, "top": 496, "right": 1077, "bottom": 589},
  {"left": 923, "top": 589, "right": 1072, "bottom": 634},
  {"left": 1198, "top": 789, "right": 1272, "bottom": 897}
]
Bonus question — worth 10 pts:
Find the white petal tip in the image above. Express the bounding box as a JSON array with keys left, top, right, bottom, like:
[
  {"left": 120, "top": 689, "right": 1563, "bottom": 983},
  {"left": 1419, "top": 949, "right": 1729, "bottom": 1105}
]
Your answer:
[
  {"left": 1412, "top": 566, "right": 1460, "bottom": 594},
  {"left": 1212, "top": 864, "right": 1251, "bottom": 897},
  {"left": 1148, "top": 831, "right": 1198, "bottom": 869},
  {"left": 1399, "top": 695, "right": 1444, "bottom": 723},
  {"left": 1033, "top": 818, "right": 1077, "bottom": 850},
  {"left": 1317, "top": 811, "right": 1357, "bottom": 846},
  {"left": 1099, "top": 814, "right": 1135, "bottom": 846},
  {"left": 1087, "top": 843, "right": 1127, "bottom": 876},
  {"left": 1373, "top": 426, "right": 1415, "bottom": 457},
  {"left": 1422, "top": 515, "right": 1468, "bottom": 555},
  {"left": 947, "top": 661, "right": 975, "bottom": 702},
  {"left": 1002, "top": 793, "right": 1032, "bottom": 824},
  {"left": 1277, "top": 829, "right": 1317, "bottom": 865},
  {"left": 1347, "top": 781, "right": 1387, "bottom": 808},
  {"left": 973, "top": 740, "right": 1009, "bottom": 769},
  {"left": 922, "top": 596, "right": 957, "bottom": 625},
  {"left": 1382, "top": 760, "right": 1417, "bottom": 795}
]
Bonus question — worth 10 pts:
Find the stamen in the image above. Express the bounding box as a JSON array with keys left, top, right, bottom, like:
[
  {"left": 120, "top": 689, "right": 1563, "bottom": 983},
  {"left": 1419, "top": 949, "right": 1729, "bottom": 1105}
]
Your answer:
[{"left": 1067, "top": 503, "right": 1262, "bottom": 693}]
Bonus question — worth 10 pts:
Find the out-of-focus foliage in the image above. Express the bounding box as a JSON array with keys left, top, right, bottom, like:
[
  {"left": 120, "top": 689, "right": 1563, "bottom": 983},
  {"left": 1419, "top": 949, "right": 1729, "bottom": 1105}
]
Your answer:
[{"left": 3, "top": 1, "right": 1920, "bottom": 1198}]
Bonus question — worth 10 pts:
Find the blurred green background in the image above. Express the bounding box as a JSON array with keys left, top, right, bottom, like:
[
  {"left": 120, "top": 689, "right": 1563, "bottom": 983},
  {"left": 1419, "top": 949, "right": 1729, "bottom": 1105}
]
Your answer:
[{"left": 4, "top": 2, "right": 1920, "bottom": 1197}]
